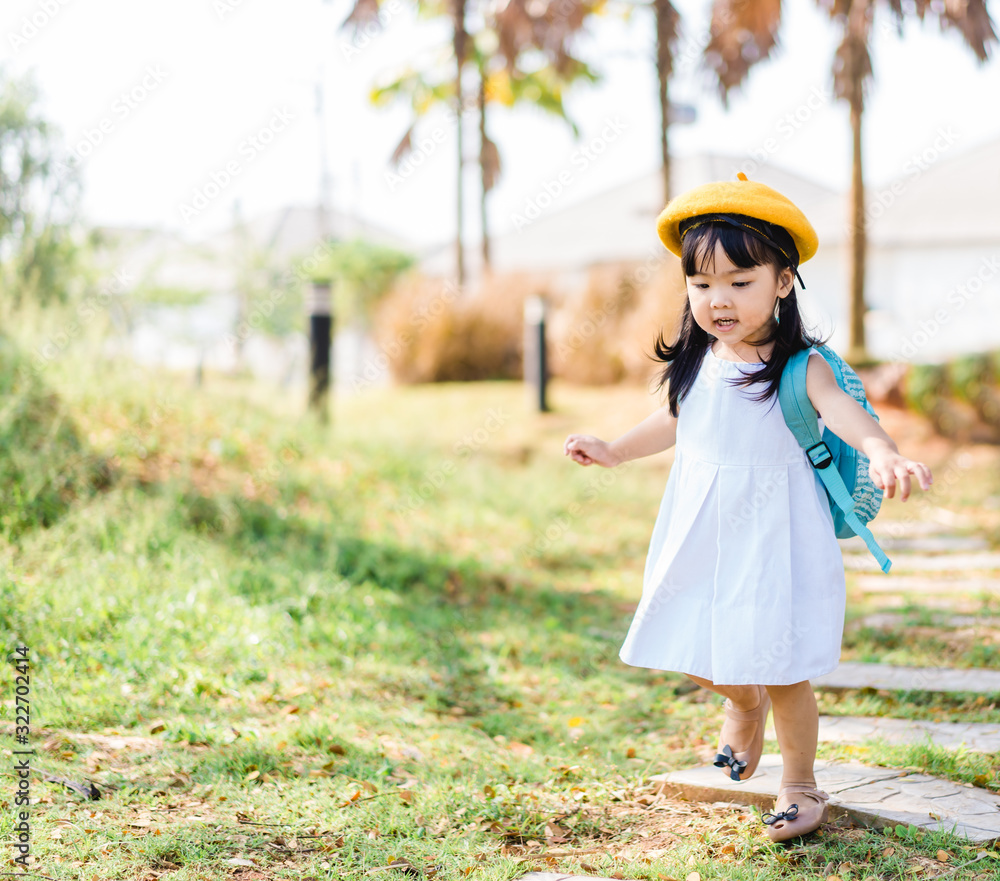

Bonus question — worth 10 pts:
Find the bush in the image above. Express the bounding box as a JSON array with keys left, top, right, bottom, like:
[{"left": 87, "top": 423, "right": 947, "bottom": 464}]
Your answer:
[
  {"left": 374, "top": 258, "right": 686, "bottom": 387},
  {"left": 374, "top": 273, "right": 528, "bottom": 382},
  {"left": 550, "top": 260, "right": 685, "bottom": 385},
  {"left": 0, "top": 336, "right": 115, "bottom": 539}
]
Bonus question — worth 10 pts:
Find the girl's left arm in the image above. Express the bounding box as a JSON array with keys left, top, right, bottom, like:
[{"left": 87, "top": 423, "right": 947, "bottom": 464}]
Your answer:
[{"left": 805, "top": 354, "right": 933, "bottom": 501}]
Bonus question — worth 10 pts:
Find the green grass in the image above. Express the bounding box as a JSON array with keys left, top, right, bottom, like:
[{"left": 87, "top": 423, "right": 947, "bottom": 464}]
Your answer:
[
  {"left": 2, "top": 327, "right": 1000, "bottom": 880},
  {"left": 818, "top": 739, "right": 1000, "bottom": 791}
]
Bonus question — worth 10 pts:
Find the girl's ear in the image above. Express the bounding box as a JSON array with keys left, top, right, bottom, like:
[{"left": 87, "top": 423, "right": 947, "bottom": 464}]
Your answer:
[{"left": 777, "top": 267, "right": 794, "bottom": 297}]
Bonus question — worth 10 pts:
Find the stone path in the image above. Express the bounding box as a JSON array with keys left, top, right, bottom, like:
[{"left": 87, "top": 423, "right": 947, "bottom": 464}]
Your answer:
[
  {"left": 638, "top": 518, "right": 1000, "bottom": 849},
  {"left": 519, "top": 875, "right": 621, "bottom": 881},
  {"left": 812, "top": 661, "right": 1000, "bottom": 696},
  {"left": 517, "top": 520, "right": 1000, "bottom": 874},
  {"left": 843, "top": 551, "right": 1000, "bottom": 572},
  {"left": 850, "top": 612, "right": 997, "bottom": 629},
  {"left": 842, "top": 534, "right": 989, "bottom": 553},
  {"left": 854, "top": 574, "right": 999, "bottom": 594},
  {"left": 653, "top": 754, "right": 1000, "bottom": 843},
  {"left": 868, "top": 518, "right": 977, "bottom": 537},
  {"left": 812, "top": 661, "right": 1000, "bottom": 693},
  {"left": 812, "top": 715, "right": 1000, "bottom": 752}
]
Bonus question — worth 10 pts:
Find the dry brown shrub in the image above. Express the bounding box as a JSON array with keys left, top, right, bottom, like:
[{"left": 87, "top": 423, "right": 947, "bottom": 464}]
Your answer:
[
  {"left": 374, "top": 272, "right": 538, "bottom": 382},
  {"left": 374, "top": 258, "right": 687, "bottom": 386},
  {"left": 550, "top": 257, "right": 686, "bottom": 385},
  {"left": 618, "top": 259, "right": 687, "bottom": 384}
]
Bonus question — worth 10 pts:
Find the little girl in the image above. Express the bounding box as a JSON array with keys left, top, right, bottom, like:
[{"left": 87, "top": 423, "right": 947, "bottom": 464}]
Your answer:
[{"left": 564, "top": 174, "right": 933, "bottom": 841}]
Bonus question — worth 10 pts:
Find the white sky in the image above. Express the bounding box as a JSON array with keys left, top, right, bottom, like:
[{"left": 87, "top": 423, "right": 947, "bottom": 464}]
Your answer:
[{"left": 2, "top": 0, "right": 999, "bottom": 250}]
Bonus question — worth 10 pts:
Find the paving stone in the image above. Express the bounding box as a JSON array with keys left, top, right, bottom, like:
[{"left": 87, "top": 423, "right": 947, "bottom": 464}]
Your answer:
[
  {"left": 870, "top": 521, "right": 962, "bottom": 537},
  {"left": 842, "top": 535, "right": 989, "bottom": 554},
  {"left": 518, "top": 867, "right": 653, "bottom": 880},
  {"left": 843, "top": 551, "right": 1000, "bottom": 573},
  {"left": 811, "top": 716, "right": 1000, "bottom": 752},
  {"left": 853, "top": 574, "right": 1000, "bottom": 594},
  {"left": 652, "top": 754, "right": 1000, "bottom": 842},
  {"left": 850, "top": 612, "right": 998, "bottom": 630},
  {"left": 518, "top": 872, "right": 584, "bottom": 881},
  {"left": 813, "top": 661, "right": 1000, "bottom": 693},
  {"left": 863, "top": 595, "right": 993, "bottom": 614}
]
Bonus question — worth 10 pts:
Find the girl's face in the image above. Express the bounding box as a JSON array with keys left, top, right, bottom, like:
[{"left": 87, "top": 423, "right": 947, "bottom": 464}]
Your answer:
[{"left": 686, "top": 239, "right": 793, "bottom": 360}]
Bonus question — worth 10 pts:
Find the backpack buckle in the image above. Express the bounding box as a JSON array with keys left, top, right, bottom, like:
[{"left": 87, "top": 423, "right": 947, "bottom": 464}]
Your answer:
[{"left": 806, "top": 441, "right": 834, "bottom": 469}]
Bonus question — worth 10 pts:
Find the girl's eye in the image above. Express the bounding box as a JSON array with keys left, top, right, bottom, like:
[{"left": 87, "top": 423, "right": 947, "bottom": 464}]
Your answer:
[{"left": 733, "top": 281, "right": 751, "bottom": 288}]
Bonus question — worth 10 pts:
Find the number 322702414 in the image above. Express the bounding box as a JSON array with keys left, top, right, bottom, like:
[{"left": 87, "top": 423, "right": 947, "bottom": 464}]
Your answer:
[{"left": 14, "top": 646, "right": 29, "bottom": 735}]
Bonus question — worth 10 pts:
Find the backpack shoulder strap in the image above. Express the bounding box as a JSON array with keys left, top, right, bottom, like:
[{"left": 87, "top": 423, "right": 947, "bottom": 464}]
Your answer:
[
  {"left": 778, "top": 347, "right": 892, "bottom": 574},
  {"left": 778, "top": 348, "right": 822, "bottom": 452}
]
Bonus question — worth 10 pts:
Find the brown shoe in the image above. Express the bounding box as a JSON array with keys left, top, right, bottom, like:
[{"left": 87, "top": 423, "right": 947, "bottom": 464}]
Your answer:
[
  {"left": 762, "top": 785, "right": 830, "bottom": 842},
  {"left": 713, "top": 685, "right": 771, "bottom": 781}
]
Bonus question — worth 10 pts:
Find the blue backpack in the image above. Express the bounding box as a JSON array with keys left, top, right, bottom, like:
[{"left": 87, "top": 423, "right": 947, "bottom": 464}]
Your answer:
[{"left": 778, "top": 345, "right": 891, "bottom": 573}]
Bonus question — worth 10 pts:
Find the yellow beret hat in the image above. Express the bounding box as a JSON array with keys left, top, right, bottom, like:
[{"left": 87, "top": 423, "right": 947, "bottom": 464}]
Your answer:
[{"left": 656, "top": 173, "right": 818, "bottom": 264}]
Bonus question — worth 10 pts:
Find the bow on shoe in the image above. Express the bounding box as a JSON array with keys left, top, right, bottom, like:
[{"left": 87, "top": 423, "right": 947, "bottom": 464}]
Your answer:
[
  {"left": 762, "top": 804, "right": 799, "bottom": 826},
  {"left": 713, "top": 744, "right": 748, "bottom": 781}
]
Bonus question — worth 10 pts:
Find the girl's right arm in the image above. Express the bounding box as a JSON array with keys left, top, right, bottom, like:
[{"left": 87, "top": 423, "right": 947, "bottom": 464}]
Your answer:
[{"left": 564, "top": 407, "right": 678, "bottom": 467}]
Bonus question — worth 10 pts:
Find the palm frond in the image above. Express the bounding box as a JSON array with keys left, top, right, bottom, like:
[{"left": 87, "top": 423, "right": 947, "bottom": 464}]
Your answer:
[
  {"left": 480, "top": 132, "right": 501, "bottom": 192},
  {"left": 390, "top": 125, "right": 415, "bottom": 167},
  {"left": 703, "top": 0, "right": 784, "bottom": 103},
  {"left": 492, "top": 0, "right": 595, "bottom": 75},
  {"left": 342, "top": 0, "right": 381, "bottom": 30},
  {"left": 939, "top": 0, "right": 998, "bottom": 61},
  {"left": 832, "top": 28, "right": 873, "bottom": 104},
  {"left": 654, "top": 0, "right": 682, "bottom": 80}
]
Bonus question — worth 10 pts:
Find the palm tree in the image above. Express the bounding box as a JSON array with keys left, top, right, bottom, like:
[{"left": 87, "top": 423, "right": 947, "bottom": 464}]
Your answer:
[
  {"left": 346, "top": 0, "right": 599, "bottom": 281},
  {"left": 472, "top": 34, "right": 598, "bottom": 269},
  {"left": 702, "top": 0, "right": 997, "bottom": 364},
  {"left": 342, "top": 0, "right": 471, "bottom": 285},
  {"left": 653, "top": 0, "right": 681, "bottom": 203}
]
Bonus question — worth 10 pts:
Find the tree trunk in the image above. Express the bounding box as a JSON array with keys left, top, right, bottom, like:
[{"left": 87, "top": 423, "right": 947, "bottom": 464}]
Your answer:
[
  {"left": 479, "top": 74, "right": 490, "bottom": 271},
  {"left": 848, "top": 98, "right": 867, "bottom": 364},
  {"left": 453, "top": 0, "right": 467, "bottom": 288},
  {"left": 845, "top": 0, "right": 871, "bottom": 365},
  {"left": 655, "top": 0, "right": 672, "bottom": 204}
]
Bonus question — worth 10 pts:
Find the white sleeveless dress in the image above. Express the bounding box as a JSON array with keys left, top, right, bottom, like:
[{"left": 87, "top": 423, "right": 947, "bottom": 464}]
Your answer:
[{"left": 618, "top": 344, "right": 846, "bottom": 685}]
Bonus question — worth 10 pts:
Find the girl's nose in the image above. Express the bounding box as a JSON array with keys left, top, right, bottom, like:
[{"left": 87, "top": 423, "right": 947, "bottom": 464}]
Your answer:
[{"left": 710, "top": 290, "right": 732, "bottom": 307}]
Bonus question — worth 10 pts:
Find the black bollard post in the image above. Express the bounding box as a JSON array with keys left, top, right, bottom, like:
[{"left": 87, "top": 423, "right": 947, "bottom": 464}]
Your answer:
[
  {"left": 523, "top": 295, "right": 548, "bottom": 412},
  {"left": 307, "top": 280, "right": 333, "bottom": 420}
]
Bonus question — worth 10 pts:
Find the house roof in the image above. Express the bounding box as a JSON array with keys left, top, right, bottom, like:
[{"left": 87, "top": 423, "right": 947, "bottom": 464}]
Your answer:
[
  {"left": 865, "top": 135, "right": 1000, "bottom": 248},
  {"left": 421, "top": 137, "right": 1000, "bottom": 278},
  {"left": 422, "top": 153, "right": 843, "bottom": 276}
]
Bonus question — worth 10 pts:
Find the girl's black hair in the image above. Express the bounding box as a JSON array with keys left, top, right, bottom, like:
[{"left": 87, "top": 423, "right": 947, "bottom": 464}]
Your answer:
[{"left": 653, "top": 220, "right": 825, "bottom": 416}]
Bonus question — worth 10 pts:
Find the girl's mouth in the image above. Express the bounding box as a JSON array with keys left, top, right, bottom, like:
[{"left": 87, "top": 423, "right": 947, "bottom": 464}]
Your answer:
[{"left": 715, "top": 318, "right": 736, "bottom": 331}]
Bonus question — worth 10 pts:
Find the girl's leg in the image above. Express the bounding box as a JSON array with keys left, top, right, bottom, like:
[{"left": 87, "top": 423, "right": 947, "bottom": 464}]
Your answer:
[
  {"left": 688, "top": 674, "right": 770, "bottom": 781},
  {"left": 687, "top": 674, "right": 760, "bottom": 709},
  {"left": 766, "top": 681, "right": 818, "bottom": 787},
  {"left": 763, "top": 680, "right": 829, "bottom": 840}
]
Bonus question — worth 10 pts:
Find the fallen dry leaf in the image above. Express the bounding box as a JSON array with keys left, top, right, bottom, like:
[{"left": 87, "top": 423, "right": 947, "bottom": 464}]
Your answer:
[{"left": 545, "top": 822, "right": 569, "bottom": 844}]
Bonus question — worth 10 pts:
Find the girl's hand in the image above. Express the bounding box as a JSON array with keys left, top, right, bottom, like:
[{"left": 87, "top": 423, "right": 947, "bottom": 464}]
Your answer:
[
  {"left": 868, "top": 450, "right": 933, "bottom": 501},
  {"left": 564, "top": 434, "right": 621, "bottom": 467}
]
